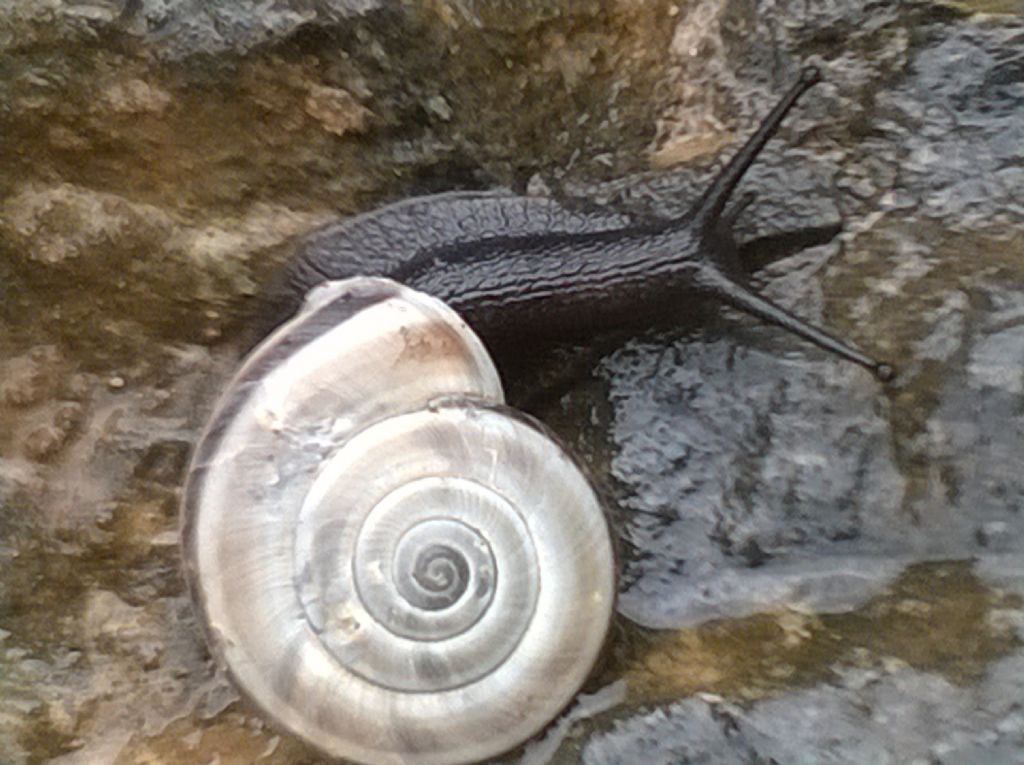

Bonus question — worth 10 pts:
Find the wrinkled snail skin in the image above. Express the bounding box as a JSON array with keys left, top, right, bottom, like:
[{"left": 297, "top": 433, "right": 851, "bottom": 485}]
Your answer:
[
  {"left": 182, "top": 277, "right": 616, "bottom": 765},
  {"left": 277, "top": 65, "right": 892, "bottom": 381}
]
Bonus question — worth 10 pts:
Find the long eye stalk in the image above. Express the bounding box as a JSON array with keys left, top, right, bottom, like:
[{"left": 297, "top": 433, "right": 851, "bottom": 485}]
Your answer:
[{"left": 690, "top": 66, "right": 823, "bottom": 229}]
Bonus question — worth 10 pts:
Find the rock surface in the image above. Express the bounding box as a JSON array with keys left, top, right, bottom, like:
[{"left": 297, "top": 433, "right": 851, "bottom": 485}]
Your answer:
[{"left": 0, "top": 1, "right": 1022, "bottom": 764}]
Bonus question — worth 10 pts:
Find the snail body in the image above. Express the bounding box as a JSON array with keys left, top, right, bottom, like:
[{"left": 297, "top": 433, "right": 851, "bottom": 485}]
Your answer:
[
  {"left": 273, "top": 66, "right": 891, "bottom": 381},
  {"left": 183, "top": 69, "right": 891, "bottom": 765}
]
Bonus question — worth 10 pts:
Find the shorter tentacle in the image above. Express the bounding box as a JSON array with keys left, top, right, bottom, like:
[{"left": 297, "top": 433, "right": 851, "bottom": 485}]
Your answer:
[
  {"left": 737, "top": 223, "right": 842, "bottom": 272},
  {"left": 722, "top": 191, "right": 758, "bottom": 230}
]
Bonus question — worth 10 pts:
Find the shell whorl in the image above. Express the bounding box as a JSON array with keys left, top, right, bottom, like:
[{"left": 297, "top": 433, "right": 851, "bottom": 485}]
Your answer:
[{"left": 182, "top": 277, "right": 616, "bottom": 765}]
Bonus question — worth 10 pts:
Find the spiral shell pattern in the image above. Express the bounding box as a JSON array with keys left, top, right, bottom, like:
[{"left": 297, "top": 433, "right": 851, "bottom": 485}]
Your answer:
[{"left": 182, "top": 277, "right": 615, "bottom": 765}]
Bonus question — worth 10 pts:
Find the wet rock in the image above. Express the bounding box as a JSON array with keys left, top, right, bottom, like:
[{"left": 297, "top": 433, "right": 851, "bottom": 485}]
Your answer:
[
  {"left": 1, "top": 2, "right": 1023, "bottom": 764},
  {"left": 586, "top": 657, "right": 1024, "bottom": 765},
  {"left": 0, "top": 347, "right": 84, "bottom": 464},
  {"left": 0, "top": 0, "right": 380, "bottom": 59},
  {"left": 607, "top": 339, "right": 908, "bottom": 627},
  {"left": 303, "top": 83, "right": 373, "bottom": 136},
  {"left": 0, "top": 345, "right": 67, "bottom": 407},
  {"left": 101, "top": 77, "right": 173, "bottom": 116},
  {"left": 21, "top": 402, "right": 84, "bottom": 462},
  {"left": 0, "top": 181, "right": 330, "bottom": 346},
  {"left": 598, "top": 564, "right": 1024, "bottom": 763},
  {"left": 877, "top": 24, "right": 1024, "bottom": 228},
  {"left": 648, "top": 0, "right": 738, "bottom": 168},
  {"left": 1, "top": 184, "right": 174, "bottom": 267}
]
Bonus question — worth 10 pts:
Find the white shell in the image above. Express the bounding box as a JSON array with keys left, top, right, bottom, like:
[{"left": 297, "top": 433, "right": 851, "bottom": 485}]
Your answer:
[{"left": 182, "top": 277, "right": 616, "bottom": 765}]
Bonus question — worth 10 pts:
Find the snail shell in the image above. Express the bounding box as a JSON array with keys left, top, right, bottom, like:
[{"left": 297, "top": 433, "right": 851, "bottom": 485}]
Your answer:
[{"left": 181, "top": 276, "right": 616, "bottom": 765}]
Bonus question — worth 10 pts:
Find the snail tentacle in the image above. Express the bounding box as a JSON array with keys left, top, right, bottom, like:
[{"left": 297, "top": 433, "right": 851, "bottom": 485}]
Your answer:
[
  {"left": 694, "top": 265, "right": 894, "bottom": 380},
  {"left": 721, "top": 191, "right": 758, "bottom": 230},
  {"left": 655, "top": 65, "right": 894, "bottom": 379},
  {"left": 736, "top": 222, "right": 843, "bottom": 272},
  {"left": 686, "top": 65, "right": 823, "bottom": 231}
]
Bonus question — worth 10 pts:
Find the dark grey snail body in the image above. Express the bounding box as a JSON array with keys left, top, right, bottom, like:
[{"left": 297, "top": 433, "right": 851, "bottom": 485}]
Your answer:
[{"left": 274, "top": 66, "right": 892, "bottom": 381}]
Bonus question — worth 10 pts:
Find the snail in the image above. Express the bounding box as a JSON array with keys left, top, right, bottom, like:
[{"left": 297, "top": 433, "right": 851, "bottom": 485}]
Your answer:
[
  {"left": 181, "top": 67, "right": 891, "bottom": 765},
  {"left": 263, "top": 65, "right": 892, "bottom": 384}
]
